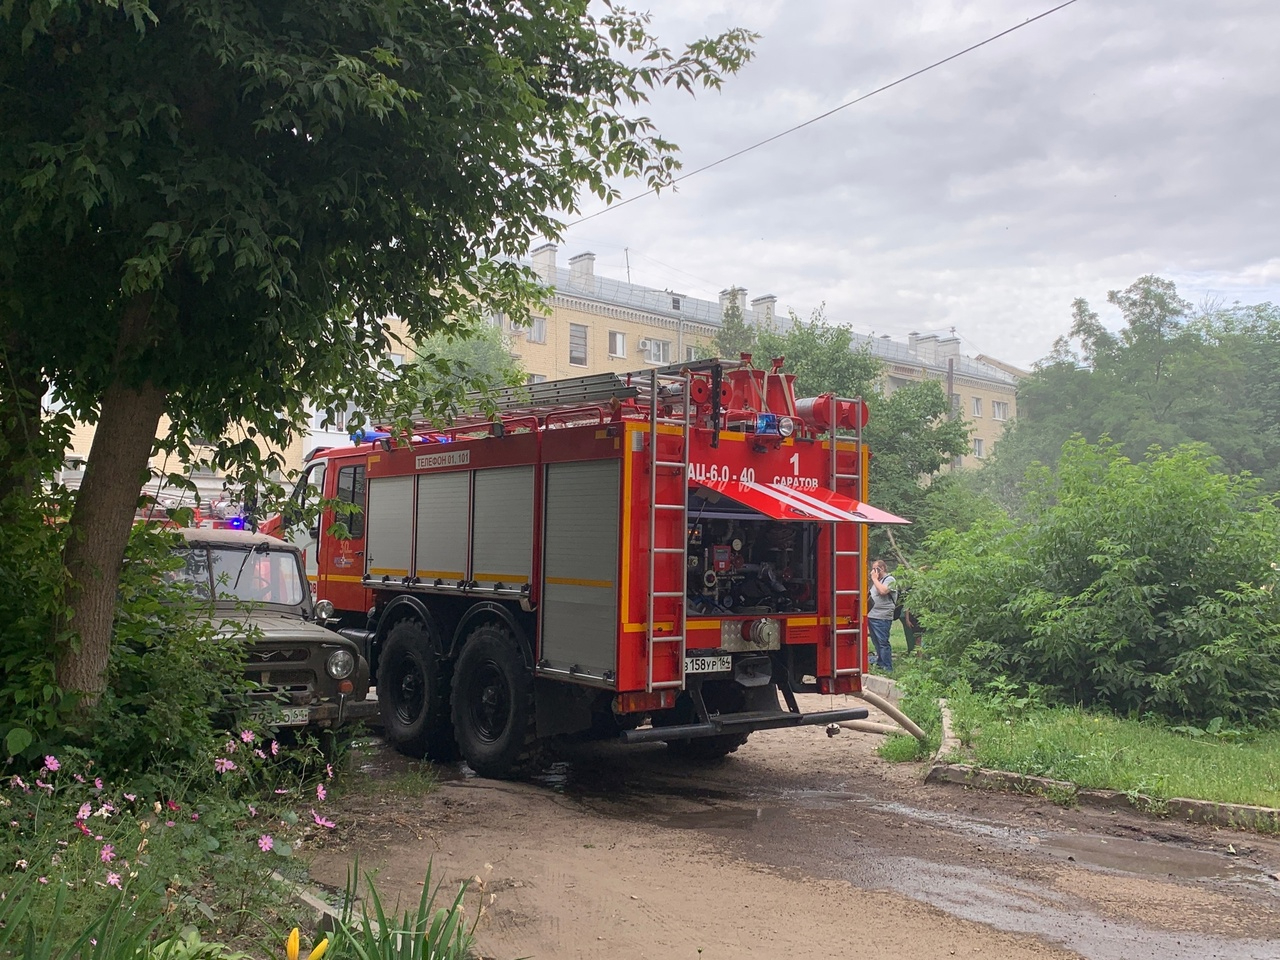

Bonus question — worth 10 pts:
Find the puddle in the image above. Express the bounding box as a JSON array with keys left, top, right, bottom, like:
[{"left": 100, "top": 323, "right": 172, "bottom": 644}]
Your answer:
[
  {"left": 1041, "top": 833, "right": 1267, "bottom": 882},
  {"left": 350, "top": 736, "right": 473, "bottom": 781},
  {"left": 854, "top": 856, "right": 1280, "bottom": 960}
]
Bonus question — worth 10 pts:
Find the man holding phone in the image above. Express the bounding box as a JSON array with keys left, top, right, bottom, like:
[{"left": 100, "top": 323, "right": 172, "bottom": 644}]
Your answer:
[{"left": 868, "top": 559, "right": 897, "bottom": 672}]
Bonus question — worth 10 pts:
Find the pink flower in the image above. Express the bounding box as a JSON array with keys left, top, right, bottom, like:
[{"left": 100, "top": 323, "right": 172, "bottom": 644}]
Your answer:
[
  {"left": 311, "top": 809, "right": 336, "bottom": 829},
  {"left": 93, "top": 777, "right": 103, "bottom": 791},
  {"left": 270, "top": 740, "right": 279, "bottom": 756},
  {"left": 166, "top": 800, "right": 179, "bottom": 811},
  {"left": 213, "top": 758, "right": 236, "bottom": 774},
  {"left": 34, "top": 779, "right": 52, "bottom": 793},
  {"left": 165, "top": 821, "right": 175, "bottom": 827},
  {"left": 257, "top": 834, "right": 274, "bottom": 852},
  {"left": 100, "top": 844, "right": 115, "bottom": 863},
  {"left": 43, "top": 755, "right": 59, "bottom": 772},
  {"left": 76, "top": 803, "right": 92, "bottom": 821},
  {"left": 316, "top": 783, "right": 326, "bottom": 802},
  {"left": 190, "top": 813, "right": 199, "bottom": 822},
  {"left": 124, "top": 793, "right": 136, "bottom": 802},
  {"left": 106, "top": 872, "right": 121, "bottom": 889},
  {"left": 37, "top": 877, "right": 48, "bottom": 884},
  {"left": 76, "top": 821, "right": 91, "bottom": 836},
  {"left": 10, "top": 776, "right": 29, "bottom": 793},
  {"left": 248, "top": 805, "right": 258, "bottom": 817},
  {"left": 254, "top": 749, "right": 266, "bottom": 760},
  {"left": 240, "top": 729, "right": 255, "bottom": 744},
  {"left": 73, "top": 774, "right": 85, "bottom": 783},
  {"left": 326, "top": 763, "right": 334, "bottom": 781},
  {"left": 274, "top": 788, "right": 289, "bottom": 795}
]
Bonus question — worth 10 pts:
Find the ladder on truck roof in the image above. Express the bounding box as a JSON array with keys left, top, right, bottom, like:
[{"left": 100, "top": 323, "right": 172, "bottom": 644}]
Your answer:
[
  {"left": 389, "top": 359, "right": 745, "bottom": 433},
  {"left": 646, "top": 367, "right": 692, "bottom": 693}
]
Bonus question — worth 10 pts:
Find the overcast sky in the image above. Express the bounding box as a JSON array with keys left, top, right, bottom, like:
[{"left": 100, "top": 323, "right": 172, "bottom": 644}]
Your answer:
[{"left": 552, "top": 0, "right": 1280, "bottom": 369}]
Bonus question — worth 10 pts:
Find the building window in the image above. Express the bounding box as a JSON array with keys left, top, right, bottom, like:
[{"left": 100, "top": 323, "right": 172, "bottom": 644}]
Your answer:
[
  {"left": 671, "top": 296, "right": 681, "bottom": 311},
  {"left": 489, "top": 310, "right": 504, "bottom": 330},
  {"left": 644, "top": 338, "right": 671, "bottom": 364},
  {"left": 608, "top": 331, "right": 626, "bottom": 357},
  {"left": 992, "top": 400, "right": 1010, "bottom": 421},
  {"left": 973, "top": 438, "right": 985, "bottom": 459},
  {"left": 951, "top": 455, "right": 964, "bottom": 470},
  {"left": 528, "top": 316, "right": 547, "bottom": 344},
  {"left": 971, "top": 397, "right": 983, "bottom": 417},
  {"left": 335, "top": 465, "right": 366, "bottom": 538},
  {"left": 527, "top": 373, "right": 548, "bottom": 385},
  {"left": 684, "top": 344, "right": 697, "bottom": 362},
  {"left": 569, "top": 323, "right": 588, "bottom": 366}
]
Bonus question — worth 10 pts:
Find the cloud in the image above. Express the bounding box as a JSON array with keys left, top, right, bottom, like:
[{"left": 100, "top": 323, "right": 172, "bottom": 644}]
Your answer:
[{"left": 559, "top": 0, "right": 1280, "bottom": 367}]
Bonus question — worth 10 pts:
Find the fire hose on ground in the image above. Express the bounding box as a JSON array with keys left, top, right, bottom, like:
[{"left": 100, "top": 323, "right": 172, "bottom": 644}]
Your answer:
[{"left": 836, "top": 688, "right": 927, "bottom": 742}]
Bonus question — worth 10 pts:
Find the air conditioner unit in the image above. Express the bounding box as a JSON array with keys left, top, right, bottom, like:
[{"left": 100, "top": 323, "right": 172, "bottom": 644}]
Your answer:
[{"left": 637, "top": 339, "right": 651, "bottom": 351}]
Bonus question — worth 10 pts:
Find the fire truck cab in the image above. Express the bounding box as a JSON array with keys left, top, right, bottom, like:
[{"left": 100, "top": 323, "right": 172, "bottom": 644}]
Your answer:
[{"left": 272, "top": 358, "right": 907, "bottom": 778}]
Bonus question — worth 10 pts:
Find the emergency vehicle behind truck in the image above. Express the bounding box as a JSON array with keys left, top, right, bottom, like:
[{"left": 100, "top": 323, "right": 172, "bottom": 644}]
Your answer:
[{"left": 268, "top": 357, "right": 907, "bottom": 778}]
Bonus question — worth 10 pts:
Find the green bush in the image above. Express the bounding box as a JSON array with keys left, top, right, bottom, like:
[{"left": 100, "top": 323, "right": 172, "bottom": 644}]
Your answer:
[
  {"left": 915, "top": 439, "right": 1280, "bottom": 725},
  {"left": 1, "top": 492, "right": 252, "bottom": 777}
]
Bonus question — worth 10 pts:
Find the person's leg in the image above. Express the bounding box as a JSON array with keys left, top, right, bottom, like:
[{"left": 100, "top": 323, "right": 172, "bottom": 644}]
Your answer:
[
  {"left": 869, "top": 618, "right": 893, "bottom": 672},
  {"left": 901, "top": 615, "right": 917, "bottom": 654}
]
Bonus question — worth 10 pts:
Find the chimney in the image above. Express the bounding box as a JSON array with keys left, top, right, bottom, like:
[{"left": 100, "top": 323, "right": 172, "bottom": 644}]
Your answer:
[
  {"left": 937, "top": 336, "right": 961, "bottom": 360},
  {"left": 914, "top": 334, "right": 938, "bottom": 364},
  {"left": 908, "top": 331, "right": 920, "bottom": 352},
  {"left": 531, "top": 242, "right": 558, "bottom": 283},
  {"left": 718, "top": 286, "right": 747, "bottom": 316},
  {"left": 750, "top": 294, "right": 777, "bottom": 328},
  {"left": 568, "top": 251, "right": 595, "bottom": 286}
]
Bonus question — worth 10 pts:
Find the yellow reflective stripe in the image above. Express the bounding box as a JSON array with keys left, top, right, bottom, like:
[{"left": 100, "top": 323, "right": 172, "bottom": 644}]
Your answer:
[
  {"left": 367, "top": 567, "right": 407, "bottom": 577},
  {"left": 546, "top": 576, "right": 613, "bottom": 588},
  {"left": 473, "top": 573, "right": 530, "bottom": 584},
  {"left": 415, "top": 569, "right": 465, "bottom": 579}
]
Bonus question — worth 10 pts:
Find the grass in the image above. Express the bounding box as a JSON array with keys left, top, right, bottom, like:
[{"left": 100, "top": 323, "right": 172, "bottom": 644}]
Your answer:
[
  {"left": 950, "top": 698, "right": 1280, "bottom": 809},
  {"left": 874, "top": 656, "right": 1280, "bottom": 811}
]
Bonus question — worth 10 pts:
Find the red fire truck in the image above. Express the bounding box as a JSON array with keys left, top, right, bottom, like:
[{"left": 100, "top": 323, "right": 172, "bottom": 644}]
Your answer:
[{"left": 266, "top": 358, "right": 907, "bottom": 778}]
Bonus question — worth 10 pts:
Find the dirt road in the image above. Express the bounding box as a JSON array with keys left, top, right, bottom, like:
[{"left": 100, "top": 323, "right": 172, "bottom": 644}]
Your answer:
[{"left": 312, "top": 695, "right": 1280, "bottom": 960}]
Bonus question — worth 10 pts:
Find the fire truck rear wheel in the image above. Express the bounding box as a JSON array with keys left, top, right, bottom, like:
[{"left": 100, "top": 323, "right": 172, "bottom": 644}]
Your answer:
[
  {"left": 661, "top": 683, "right": 750, "bottom": 762},
  {"left": 378, "top": 619, "right": 456, "bottom": 762},
  {"left": 451, "top": 621, "right": 540, "bottom": 779}
]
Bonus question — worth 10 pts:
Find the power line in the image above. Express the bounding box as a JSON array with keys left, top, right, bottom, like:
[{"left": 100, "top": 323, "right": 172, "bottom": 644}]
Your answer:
[{"left": 567, "top": 0, "right": 1082, "bottom": 227}]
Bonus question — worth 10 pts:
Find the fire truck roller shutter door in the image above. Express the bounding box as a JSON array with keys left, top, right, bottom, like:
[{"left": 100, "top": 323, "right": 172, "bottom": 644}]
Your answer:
[
  {"left": 415, "top": 471, "right": 469, "bottom": 582},
  {"left": 365, "top": 476, "right": 414, "bottom": 579},
  {"left": 472, "top": 466, "right": 534, "bottom": 588},
  {"left": 541, "top": 460, "right": 620, "bottom": 681}
]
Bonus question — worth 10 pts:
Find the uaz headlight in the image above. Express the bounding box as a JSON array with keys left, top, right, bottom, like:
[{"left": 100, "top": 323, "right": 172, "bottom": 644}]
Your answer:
[{"left": 326, "top": 649, "right": 356, "bottom": 680}]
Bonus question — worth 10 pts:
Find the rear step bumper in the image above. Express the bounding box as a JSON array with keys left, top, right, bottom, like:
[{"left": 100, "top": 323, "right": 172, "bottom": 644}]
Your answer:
[{"left": 618, "top": 706, "right": 870, "bottom": 744}]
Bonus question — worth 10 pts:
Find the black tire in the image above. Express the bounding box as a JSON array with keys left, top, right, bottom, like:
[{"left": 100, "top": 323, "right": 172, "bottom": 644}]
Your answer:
[
  {"left": 377, "top": 619, "right": 456, "bottom": 761},
  {"left": 450, "top": 621, "right": 540, "bottom": 779}
]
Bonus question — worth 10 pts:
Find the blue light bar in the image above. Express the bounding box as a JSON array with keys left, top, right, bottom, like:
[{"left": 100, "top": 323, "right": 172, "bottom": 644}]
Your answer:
[
  {"left": 350, "top": 428, "right": 390, "bottom": 444},
  {"left": 753, "top": 413, "right": 779, "bottom": 436}
]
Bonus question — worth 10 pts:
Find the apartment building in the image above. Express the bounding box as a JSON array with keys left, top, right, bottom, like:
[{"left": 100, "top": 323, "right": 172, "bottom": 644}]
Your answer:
[
  {"left": 866, "top": 332, "right": 1020, "bottom": 468},
  {"left": 55, "top": 243, "right": 1019, "bottom": 498},
  {"left": 502, "top": 243, "right": 777, "bottom": 382}
]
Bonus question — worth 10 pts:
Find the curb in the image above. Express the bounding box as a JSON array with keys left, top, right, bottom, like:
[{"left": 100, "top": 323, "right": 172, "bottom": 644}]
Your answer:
[{"left": 922, "top": 762, "right": 1280, "bottom": 832}]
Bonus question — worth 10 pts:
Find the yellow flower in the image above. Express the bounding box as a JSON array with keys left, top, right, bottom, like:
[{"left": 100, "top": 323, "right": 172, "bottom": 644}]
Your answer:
[{"left": 285, "top": 929, "right": 329, "bottom": 960}]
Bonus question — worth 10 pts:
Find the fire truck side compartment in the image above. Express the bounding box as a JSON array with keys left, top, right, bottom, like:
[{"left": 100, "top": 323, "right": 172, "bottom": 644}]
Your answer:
[
  {"left": 539, "top": 459, "right": 620, "bottom": 683},
  {"left": 366, "top": 475, "right": 413, "bottom": 579},
  {"left": 472, "top": 466, "right": 534, "bottom": 587},
  {"left": 414, "top": 471, "right": 468, "bottom": 581}
]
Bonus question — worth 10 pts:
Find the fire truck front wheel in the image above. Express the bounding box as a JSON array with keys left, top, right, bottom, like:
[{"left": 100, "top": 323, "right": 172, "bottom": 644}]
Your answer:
[
  {"left": 378, "top": 620, "right": 456, "bottom": 761},
  {"left": 451, "top": 622, "right": 541, "bottom": 780}
]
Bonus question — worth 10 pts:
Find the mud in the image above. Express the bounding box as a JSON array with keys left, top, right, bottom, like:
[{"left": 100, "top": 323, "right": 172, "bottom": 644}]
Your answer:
[{"left": 315, "top": 695, "right": 1280, "bottom": 960}]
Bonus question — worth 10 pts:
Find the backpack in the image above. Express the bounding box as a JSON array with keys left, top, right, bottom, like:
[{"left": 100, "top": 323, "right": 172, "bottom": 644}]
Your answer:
[{"left": 892, "top": 585, "right": 907, "bottom": 621}]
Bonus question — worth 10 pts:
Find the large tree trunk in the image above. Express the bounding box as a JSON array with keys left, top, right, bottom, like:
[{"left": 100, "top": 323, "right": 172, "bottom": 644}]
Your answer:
[{"left": 54, "top": 377, "right": 166, "bottom": 704}]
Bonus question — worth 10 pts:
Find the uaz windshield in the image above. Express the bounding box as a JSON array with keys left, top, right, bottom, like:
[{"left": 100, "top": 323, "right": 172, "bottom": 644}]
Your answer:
[{"left": 170, "top": 545, "right": 307, "bottom": 606}]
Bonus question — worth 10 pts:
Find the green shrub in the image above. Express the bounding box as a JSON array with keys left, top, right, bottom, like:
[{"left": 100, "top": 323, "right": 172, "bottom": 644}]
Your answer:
[
  {"left": 1, "top": 497, "right": 252, "bottom": 777},
  {"left": 915, "top": 439, "right": 1280, "bottom": 725}
]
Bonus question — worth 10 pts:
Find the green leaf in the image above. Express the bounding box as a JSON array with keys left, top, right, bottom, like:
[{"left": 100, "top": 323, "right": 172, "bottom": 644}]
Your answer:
[{"left": 5, "top": 727, "right": 32, "bottom": 757}]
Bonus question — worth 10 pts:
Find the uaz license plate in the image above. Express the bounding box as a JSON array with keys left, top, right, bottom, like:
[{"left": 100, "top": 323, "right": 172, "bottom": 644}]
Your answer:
[
  {"left": 278, "top": 706, "right": 310, "bottom": 726},
  {"left": 684, "top": 655, "right": 732, "bottom": 674}
]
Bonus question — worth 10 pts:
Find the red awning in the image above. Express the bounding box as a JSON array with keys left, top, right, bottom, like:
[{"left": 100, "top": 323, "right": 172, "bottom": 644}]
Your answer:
[{"left": 694, "top": 479, "right": 910, "bottom": 524}]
